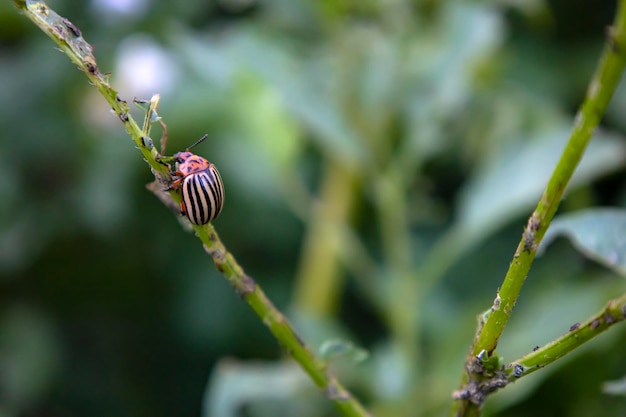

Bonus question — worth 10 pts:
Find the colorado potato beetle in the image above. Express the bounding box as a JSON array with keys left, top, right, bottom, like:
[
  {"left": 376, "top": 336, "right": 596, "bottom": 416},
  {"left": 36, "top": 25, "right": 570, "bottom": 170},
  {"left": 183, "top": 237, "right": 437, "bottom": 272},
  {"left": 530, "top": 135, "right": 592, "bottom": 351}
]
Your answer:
[{"left": 169, "top": 135, "right": 225, "bottom": 225}]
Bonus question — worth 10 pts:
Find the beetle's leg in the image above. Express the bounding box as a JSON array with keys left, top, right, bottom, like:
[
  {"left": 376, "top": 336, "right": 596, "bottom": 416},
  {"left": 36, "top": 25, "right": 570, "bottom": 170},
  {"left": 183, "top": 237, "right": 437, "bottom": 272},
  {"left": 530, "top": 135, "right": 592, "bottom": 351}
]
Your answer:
[
  {"left": 163, "top": 174, "right": 183, "bottom": 192},
  {"left": 180, "top": 199, "right": 187, "bottom": 217}
]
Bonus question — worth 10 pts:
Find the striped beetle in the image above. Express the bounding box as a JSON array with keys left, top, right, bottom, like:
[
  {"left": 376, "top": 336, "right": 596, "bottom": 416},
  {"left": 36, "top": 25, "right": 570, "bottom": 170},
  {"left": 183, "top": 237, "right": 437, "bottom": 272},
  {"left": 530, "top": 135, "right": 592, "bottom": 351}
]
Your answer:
[{"left": 168, "top": 135, "right": 225, "bottom": 225}]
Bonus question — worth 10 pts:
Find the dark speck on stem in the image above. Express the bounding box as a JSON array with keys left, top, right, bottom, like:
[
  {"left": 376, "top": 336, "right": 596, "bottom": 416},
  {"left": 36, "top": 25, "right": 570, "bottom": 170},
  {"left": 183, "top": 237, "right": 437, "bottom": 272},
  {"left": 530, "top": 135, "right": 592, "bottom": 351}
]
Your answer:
[{"left": 62, "top": 17, "right": 81, "bottom": 37}]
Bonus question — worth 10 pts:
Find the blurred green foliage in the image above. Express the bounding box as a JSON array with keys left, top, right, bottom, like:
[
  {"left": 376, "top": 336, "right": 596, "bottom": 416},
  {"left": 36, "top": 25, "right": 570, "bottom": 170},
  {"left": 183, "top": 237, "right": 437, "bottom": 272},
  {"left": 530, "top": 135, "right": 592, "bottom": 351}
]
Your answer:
[{"left": 2, "top": 0, "right": 626, "bottom": 416}]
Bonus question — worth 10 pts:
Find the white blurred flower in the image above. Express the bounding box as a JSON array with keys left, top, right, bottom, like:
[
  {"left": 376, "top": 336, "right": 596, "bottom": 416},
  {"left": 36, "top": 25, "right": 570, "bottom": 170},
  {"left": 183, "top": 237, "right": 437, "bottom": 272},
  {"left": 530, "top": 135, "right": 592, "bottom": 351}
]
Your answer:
[
  {"left": 90, "top": 0, "right": 149, "bottom": 22},
  {"left": 80, "top": 35, "right": 180, "bottom": 131},
  {"left": 114, "top": 34, "right": 180, "bottom": 99}
]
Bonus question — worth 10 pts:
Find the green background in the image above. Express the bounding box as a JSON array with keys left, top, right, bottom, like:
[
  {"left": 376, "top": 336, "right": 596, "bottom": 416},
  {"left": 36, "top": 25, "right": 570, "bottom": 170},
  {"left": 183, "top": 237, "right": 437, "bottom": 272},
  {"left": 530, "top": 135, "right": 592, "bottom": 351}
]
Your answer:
[{"left": 2, "top": 1, "right": 626, "bottom": 416}]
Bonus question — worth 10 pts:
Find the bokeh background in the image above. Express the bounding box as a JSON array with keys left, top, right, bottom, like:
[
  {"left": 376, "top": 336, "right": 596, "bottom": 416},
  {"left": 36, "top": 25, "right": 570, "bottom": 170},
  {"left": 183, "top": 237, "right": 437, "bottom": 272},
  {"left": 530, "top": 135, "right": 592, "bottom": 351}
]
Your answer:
[{"left": 2, "top": 0, "right": 626, "bottom": 416}]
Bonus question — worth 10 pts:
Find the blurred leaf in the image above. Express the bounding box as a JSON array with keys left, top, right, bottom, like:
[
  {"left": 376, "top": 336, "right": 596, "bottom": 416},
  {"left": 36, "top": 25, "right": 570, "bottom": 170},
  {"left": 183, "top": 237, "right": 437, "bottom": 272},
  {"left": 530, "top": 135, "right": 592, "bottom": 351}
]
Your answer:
[
  {"left": 0, "top": 155, "right": 18, "bottom": 221},
  {"left": 420, "top": 2, "right": 504, "bottom": 110},
  {"left": 0, "top": 305, "right": 61, "bottom": 414},
  {"left": 404, "top": 2, "right": 504, "bottom": 161},
  {"left": 0, "top": 215, "right": 35, "bottom": 275},
  {"left": 74, "top": 133, "right": 135, "bottom": 236},
  {"left": 318, "top": 338, "right": 369, "bottom": 363},
  {"left": 172, "top": 29, "right": 367, "bottom": 168},
  {"left": 368, "top": 341, "right": 413, "bottom": 401},
  {"left": 602, "top": 376, "right": 626, "bottom": 396},
  {"left": 202, "top": 360, "right": 315, "bottom": 417},
  {"left": 490, "top": 0, "right": 548, "bottom": 17},
  {"left": 541, "top": 208, "right": 626, "bottom": 276},
  {"left": 607, "top": 75, "right": 626, "bottom": 131},
  {"left": 0, "top": 206, "right": 65, "bottom": 275},
  {"left": 170, "top": 266, "right": 240, "bottom": 354},
  {"left": 355, "top": 31, "right": 398, "bottom": 128},
  {"left": 231, "top": 74, "right": 302, "bottom": 171},
  {"left": 505, "top": 38, "right": 600, "bottom": 107},
  {"left": 458, "top": 126, "right": 626, "bottom": 241}
]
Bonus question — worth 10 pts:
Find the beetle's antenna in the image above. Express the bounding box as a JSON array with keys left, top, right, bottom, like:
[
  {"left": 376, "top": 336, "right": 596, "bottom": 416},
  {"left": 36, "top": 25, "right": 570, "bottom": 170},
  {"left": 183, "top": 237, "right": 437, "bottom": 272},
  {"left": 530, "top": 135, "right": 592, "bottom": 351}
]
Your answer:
[{"left": 186, "top": 134, "right": 208, "bottom": 151}]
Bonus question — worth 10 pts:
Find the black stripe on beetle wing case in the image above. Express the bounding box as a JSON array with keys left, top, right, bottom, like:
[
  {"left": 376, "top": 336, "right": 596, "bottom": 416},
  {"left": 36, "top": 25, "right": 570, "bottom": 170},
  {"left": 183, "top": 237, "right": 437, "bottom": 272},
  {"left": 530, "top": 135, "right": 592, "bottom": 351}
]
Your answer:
[{"left": 182, "top": 170, "right": 224, "bottom": 225}]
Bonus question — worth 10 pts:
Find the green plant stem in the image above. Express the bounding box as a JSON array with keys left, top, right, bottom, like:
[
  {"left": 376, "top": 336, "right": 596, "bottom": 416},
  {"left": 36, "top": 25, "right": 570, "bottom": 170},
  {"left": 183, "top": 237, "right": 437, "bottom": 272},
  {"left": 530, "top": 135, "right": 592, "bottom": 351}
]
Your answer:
[
  {"left": 12, "top": 0, "right": 167, "bottom": 178},
  {"left": 450, "top": 293, "right": 626, "bottom": 413},
  {"left": 374, "top": 165, "right": 420, "bottom": 388},
  {"left": 14, "top": 1, "right": 371, "bottom": 416},
  {"left": 279, "top": 176, "right": 379, "bottom": 300},
  {"left": 197, "top": 226, "right": 371, "bottom": 417},
  {"left": 504, "top": 292, "right": 626, "bottom": 380},
  {"left": 473, "top": 0, "right": 626, "bottom": 359},
  {"left": 452, "top": 1, "right": 626, "bottom": 416},
  {"left": 292, "top": 161, "right": 359, "bottom": 317}
]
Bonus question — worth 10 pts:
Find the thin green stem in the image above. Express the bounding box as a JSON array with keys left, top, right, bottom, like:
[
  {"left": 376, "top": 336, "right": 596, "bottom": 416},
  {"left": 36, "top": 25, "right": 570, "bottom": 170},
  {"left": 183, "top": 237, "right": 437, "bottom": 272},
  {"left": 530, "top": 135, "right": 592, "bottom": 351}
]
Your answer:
[
  {"left": 197, "top": 226, "right": 371, "bottom": 417},
  {"left": 451, "top": 293, "right": 626, "bottom": 411},
  {"left": 374, "top": 165, "right": 420, "bottom": 391},
  {"left": 280, "top": 173, "right": 383, "bottom": 320},
  {"left": 12, "top": 0, "right": 167, "bottom": 179},
  {"left": 452, "top": 1, "right": 626, "bottom": 416},
  {"left": 504, "top": 292, "right": 626, "bottom": 380},
  {"left": 14, "top": 1, "right": 371, "bottom": 416}
]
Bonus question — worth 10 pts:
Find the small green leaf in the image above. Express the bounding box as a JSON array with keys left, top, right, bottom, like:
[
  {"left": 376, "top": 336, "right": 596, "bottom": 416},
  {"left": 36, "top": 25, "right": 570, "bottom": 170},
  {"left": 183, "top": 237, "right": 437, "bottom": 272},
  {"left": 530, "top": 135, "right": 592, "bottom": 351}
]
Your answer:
[
  {"left": 319, "top": 339, "right": 369, "bottom": 363},
  {"left": 481, "top": 351, "right": 502, "bottom": 375},
  {"left": 541, "top": 208, "right": 626, "bottom": 276}
]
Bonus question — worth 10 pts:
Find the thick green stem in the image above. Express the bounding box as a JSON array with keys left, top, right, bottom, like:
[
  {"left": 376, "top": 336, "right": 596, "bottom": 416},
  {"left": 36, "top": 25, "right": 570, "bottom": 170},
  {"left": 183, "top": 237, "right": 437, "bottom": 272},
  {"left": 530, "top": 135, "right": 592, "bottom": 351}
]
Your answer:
[
  {"left": 14, "top": 1, "right": 371, "bottom": 416},
  {"left": 452, "top": 2, "right": 626, "bottom": 416}
]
